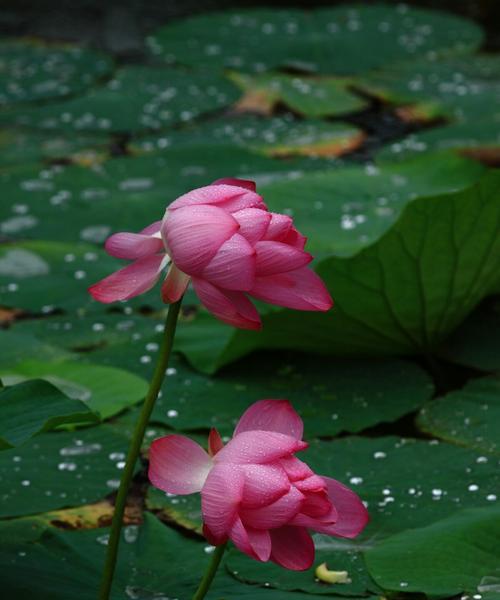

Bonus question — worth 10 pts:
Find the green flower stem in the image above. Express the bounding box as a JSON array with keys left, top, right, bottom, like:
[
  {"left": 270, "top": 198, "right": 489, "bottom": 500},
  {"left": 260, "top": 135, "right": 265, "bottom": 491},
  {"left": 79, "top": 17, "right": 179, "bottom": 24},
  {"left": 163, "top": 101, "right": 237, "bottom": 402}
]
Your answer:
[
  {"left": 192, "top": 542, "right": 228, "bottom": 600},
  {"left": 98, "top": 298, "right": 183, "bottom": 600}
]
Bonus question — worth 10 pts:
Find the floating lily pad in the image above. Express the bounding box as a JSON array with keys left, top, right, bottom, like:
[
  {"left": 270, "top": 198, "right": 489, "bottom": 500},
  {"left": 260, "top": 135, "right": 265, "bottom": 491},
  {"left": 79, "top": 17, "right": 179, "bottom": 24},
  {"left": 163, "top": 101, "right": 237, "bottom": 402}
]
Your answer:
[
  {"left": 0, "top": 425, "right": 136, "bottom": 517},
  {"left": 0, "top": 66, "right": 239, "bottom": 133},
  {"left": 0, "top": 512, "right": 333, "bottom": 599},
  {"left": 230, "top": 72, "right": 368, "bottom": 117},
  {"left": 227, "top": 544, "right": 381, "bottom": 597},
  {"left": 0, "top": 145, "right": 329, "bottom": 247},
  {"left": 0, "top": 330, "right": 71, "bottom": 368},
  {"left": 0, "top": 39, "right": 113, "bottom": 108},
  {"left": 0, "top": 240, "right": 120, "bottom": 311},
  {"left": 437, "top": 300, "right": 500, "bottom": 372},
  {"left": 147, "top": 354, "right": 434, "bottom": 438},
  {"left": 0, "top": 359, "right": 148, "bottom": 420},
  {"left": 357, "top": 55, "right": 500, "bottom": 122},
  {"left": 417, "top": 376, "right": 500, "bottom": 456},
  {"left": 365, "top": 506, "right": 500, "bottom": 596},
  {"left": 147, "top": 5, "right": 482, "bottom": 75},
  {"left": 130, "top": 114, "right": 365, "bottom": 158},
  {"left": 0, "top": 128, "right": 111, "bottom": 168},
  {"left": 0, "top": 379, "right": 98, "bottom": 448},
  {"left": 376, "top": 116, "right": 500, "bottom": 164}
]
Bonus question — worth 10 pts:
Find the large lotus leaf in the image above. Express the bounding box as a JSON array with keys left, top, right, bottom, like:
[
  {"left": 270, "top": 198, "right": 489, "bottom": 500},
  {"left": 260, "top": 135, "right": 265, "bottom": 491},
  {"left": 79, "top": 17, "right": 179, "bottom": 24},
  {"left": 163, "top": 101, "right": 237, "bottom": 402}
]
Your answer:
[
  {"left": 257, "top": 152, "right": 484, "bottom": 257},
  {"left": 0, "top": 379, "right": 98, "bottom": 448},
  {"left": 148, "top": 355, "right": 433, "bottom": 438},
  {"left": 0, "top": 330, "right": 71, "bottom": 368},
  {"left": 130, "top": 113, "right": 365, "bottom": 158},
  {"left": 0, "top": 513, "right": 332, "bottom": 600},
  {"left": 0, "top": 240, "right": 120, "bottom": 311},
  {"left": 357, "top": 55, "right": 500, "bottom": 122},
  {"left": 0, "top": 66, "right": 239, "bottom": 133},
  {"left": 0, "top": 39, "right": 113, "bottom": 108},
  {"left": 0, "top": 145, "right": 329, "bottom": 246},
  {"left": 147, "top": 6, "right": 482, "bottom": 75},
  {"left": 227, "top": 544, "right": 381, "bottom": 597},
  {"left": 230, "top": 71, "right": 368, "bottom": 117},
  {"left": 0, "top": 425, "right": 136, "bottom": 517},
  {"left": 171, "top": 166, "right": 496, "bottom": 373},
  {"left": 0, "top": 359, "right": 148, "bottom": 420},
  {"left": 437, "top": 300, "right": 500, "bottom": 372},
  {"left": 0, "top": 128, "right": 111, "bottom": 168},
  {"left": 365, "top": 506, "right": 500, "bottom": 596},
  {"left": 417, "top": 376, "right": 500, "bottom": 456},
  {"left": 376, "top": 116, "right": 500, "bottom": 164}
]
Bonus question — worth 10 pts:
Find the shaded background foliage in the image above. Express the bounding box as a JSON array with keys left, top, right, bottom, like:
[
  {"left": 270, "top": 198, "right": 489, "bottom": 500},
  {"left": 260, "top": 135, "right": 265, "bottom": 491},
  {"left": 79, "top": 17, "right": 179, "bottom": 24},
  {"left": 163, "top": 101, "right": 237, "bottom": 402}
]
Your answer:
[{"left": 0, "top": 1, "right": 500, "bottom": 599}]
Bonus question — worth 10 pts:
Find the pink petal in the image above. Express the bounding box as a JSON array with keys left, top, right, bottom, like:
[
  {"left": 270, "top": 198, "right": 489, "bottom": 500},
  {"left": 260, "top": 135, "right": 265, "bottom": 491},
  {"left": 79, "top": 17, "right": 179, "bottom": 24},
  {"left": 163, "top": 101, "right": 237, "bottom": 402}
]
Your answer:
[
  {"left": 240, "top": 486, "right": 304, "bottom": 530},
  {"left": 322, "top": 477, "right": 369, "bottom": 538},
  {"left": 254, "top": 241, "right": 312, "bottom": 276},
  {"left": 212, "top": 178, "right": 257, "bottom": 192},
  {"left": 88, "top": 254, "right": 164, "bottom": 303},
  {"left": 234, "top": 400, "right": 304, "bottom": 440},
  {"left": 203, "top": 233, "right": 256, "bottom": 291},
  {"left": 192, "top": 279, "right": 261, "bottom": 330},
  {"left": 295, "top": 475, "right": 327, "bottom": 493},
  {"left": 279, "top": 456, "right": 314, "bottom": 482},
  {"left": 241, "top": 464, "right": 290, "bottom": 508},
  {"left": 140, "top": 220, "right": 162, "bottom": 236},
  {"left": 163, "top": 205, "right": 238, "bottom": 275},
  {"left": 230, "top": 517, "right": 272, "bottom": 561},
  {"left": 208, "top": 428, "right": 224, "bottom": 457},
  {"left": 300, "top": 491, "right": 332, "bottom": 518},
  {"left": 282, "top": 226, "right": 307, "bottom": 250},
  {"left": 105, "top": 232, "right": 164, "bottom": 260},
  {"left": 290, "top": 504, "right": 337, "bottom": 530},
  {"left": 215, "top": 430, "right": 307, "bottom": 465},
  {"left": 161, "top": 263, "right": 190, "bottom": 303},
  {"left": 201, "top": 463, "right": 245, "bottom": 543},
  {"left": 270, "top": 526, "right": 315, "bottom": 571},
  {"left": 264, "top": 213, "right": 293, "bottom": 241},
  {"left": 250, "top": 266, "right": 333, "bottom": 311},
  {"left": 169, "top": 184, "right": 265, "bottom": 213},
  {"left": 233, "top": 208, "right": 271, "bottom": 244},
  {"left": 148, "top": 435, "right": 212, "bottom": 495}
]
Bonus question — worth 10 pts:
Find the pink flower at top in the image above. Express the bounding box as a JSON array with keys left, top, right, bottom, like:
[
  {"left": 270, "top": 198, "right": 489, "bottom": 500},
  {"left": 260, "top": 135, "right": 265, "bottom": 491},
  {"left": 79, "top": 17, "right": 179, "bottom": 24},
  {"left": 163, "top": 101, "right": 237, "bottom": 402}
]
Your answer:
[
  {"left": 88, "top": 178, "right": 333, "bottom": 329},
  {"left": 148, "top": 400, "right": 369, "bottom": 571}
]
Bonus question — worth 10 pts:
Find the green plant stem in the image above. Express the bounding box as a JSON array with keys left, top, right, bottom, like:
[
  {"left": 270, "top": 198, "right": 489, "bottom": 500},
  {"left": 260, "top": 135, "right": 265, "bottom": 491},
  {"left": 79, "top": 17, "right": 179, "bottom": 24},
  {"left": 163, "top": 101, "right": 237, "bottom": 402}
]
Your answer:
[
  {"left": 98, "top": 298, "right": 183, "bottom": 600},
  {"left": 192, "top": 543, "right": 227, "bottom": 600}
]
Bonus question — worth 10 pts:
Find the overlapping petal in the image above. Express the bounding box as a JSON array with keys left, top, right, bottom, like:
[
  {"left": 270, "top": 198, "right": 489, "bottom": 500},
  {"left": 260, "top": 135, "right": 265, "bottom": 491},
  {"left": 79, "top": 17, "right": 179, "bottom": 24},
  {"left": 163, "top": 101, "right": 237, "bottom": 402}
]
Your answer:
[
  {"left": 255, "top": 241, "right": 312, "bottom": 276},
  {"left": 105, "top": 231, "right": 164, "bottom": 260},
  {"left": 192, "top": 279, "right": 261, "bottom": 330},
  {"left": 161, "top": 263, "right": 190, "bottom": 303},
  {"left": 241, "top": 464, "right": 290, "bottom": 508},
  {"left": 270, "top": 526, "right": 315, "bottom": 571},
  {"left": 203, "top": 233, "right": 256, "bottom": 291},
  {"left": 233, "top": 208, "right": 272, "bottom": 244},
  {"left": 240, "top": 486, "right": 304, "bottom": 530},
  {"left": 148, "top": 435, "right": 212, "bottom": 495},
  {"left": 163, "top": 204, "right": 238, "bottom": 275},
  {"left": 234, "top": 399, "right": 304, "bottom": 440},
  {"left": 230, "top": 517, "right": 272, "bottom": 562},
  {"left": 201, "top": 463, "right": 245, "bottom": 543},
  {"left": 215, "top": 430, "right": 307, "bottom": 464},
  {"left": 88, "top": 254, "right": 165, "bottom": 303},
  {"left": 168, "top": 183, "right": 265, "bottom": 213},
  {"left": 250, "top": 266, "right": 333, "bottom": 311}
]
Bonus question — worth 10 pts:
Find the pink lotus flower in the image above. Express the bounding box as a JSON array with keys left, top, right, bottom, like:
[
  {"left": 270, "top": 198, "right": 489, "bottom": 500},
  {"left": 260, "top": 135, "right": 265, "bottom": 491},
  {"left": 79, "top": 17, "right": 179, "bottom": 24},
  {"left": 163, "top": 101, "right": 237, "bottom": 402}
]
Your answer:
[
  {"left": 148, "top": 400, "right": 369, "bottom": 570},
  {"left": 88, "top": 178, "right": 332, "bottom": 329}
]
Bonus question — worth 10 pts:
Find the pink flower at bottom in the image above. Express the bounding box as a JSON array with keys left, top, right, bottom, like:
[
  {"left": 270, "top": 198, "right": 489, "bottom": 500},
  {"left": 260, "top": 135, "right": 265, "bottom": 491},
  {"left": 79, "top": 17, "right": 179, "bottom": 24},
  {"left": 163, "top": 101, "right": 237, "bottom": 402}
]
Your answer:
[
  {"left": 148, "top": 400, "right": 369, "bottom": 570},
  {"left": 88, "top": 178, "right": 333, "bottom": 330}
]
